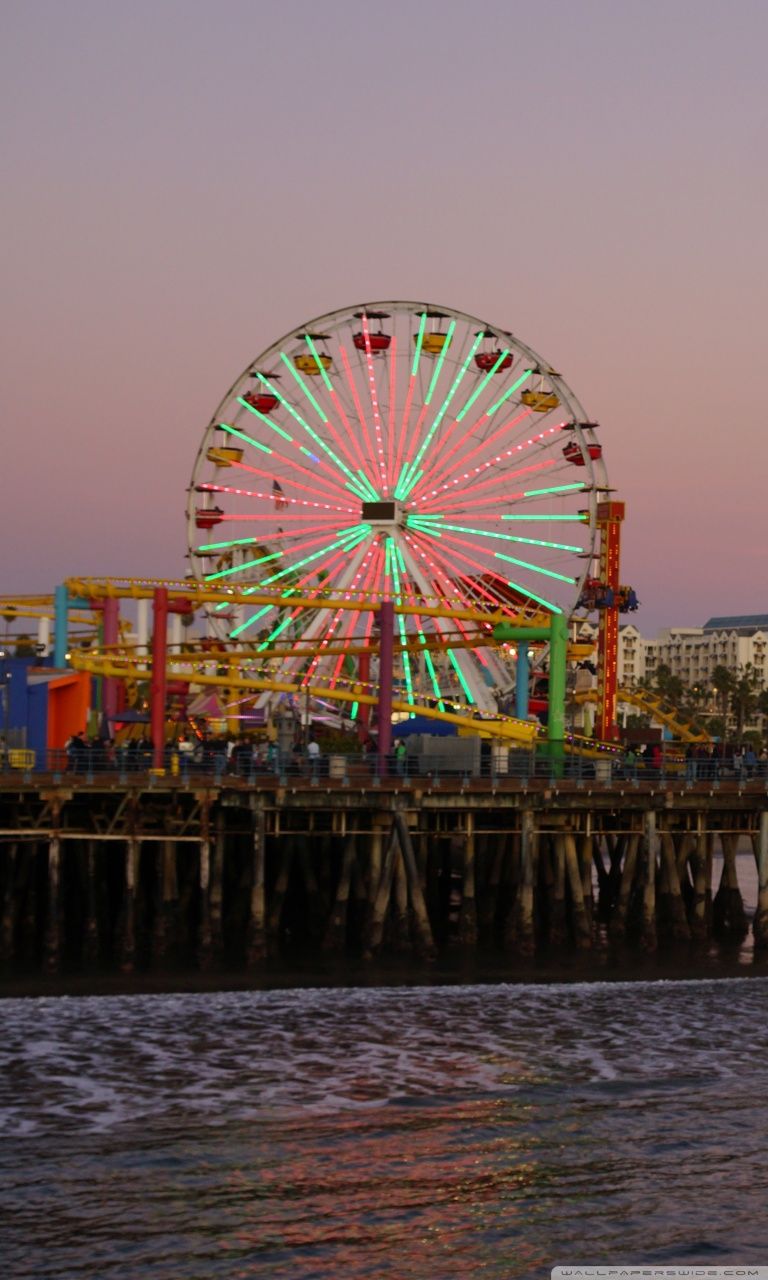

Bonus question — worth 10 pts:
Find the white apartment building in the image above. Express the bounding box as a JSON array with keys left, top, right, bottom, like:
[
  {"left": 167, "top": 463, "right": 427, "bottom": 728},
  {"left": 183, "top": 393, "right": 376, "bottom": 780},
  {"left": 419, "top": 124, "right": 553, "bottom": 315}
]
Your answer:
[
  {"left": 643, "top": 616, "right": 768, "bottom": 690},
  {"left": 572, "top": 615, "right": 767, "bottom": 692}
]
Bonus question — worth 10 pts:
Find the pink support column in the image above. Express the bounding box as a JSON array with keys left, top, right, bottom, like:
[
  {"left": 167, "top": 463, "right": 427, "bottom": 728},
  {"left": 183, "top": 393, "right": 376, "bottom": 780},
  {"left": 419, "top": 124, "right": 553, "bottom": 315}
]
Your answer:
[
  {"left": 151, "top": 588, "right": 168, "bottom": 771},
  {"left": 377, "top": 600, "right": 394, "bottom": 773},
  {"left": 102, "top": 597, "right": 120, "bottom": 726}
]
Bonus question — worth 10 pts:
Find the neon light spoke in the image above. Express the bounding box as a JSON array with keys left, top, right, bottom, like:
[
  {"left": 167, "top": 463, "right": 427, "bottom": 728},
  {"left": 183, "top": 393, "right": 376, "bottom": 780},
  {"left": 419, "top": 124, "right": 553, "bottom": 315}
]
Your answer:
[
  {"left": 387, "top": 335, "right": 397, "bottom": 491},
  {"left": 218, "top": 421, "right": 273, "bottom": 454},
  {"left": 360, "top": 314, "right": 388, "bottom": 493},
  {"left": 494, "top": 552, "right": 576, "bottom": 583},
  {"left": 339, "top": 345, "right": 380, "bottom": 492},
  {"left": 455, "top": 348, "right": 512, "bottom": 421},
  {"left": 398, "top": 329, "right": 483, "bottom": 500},
  {"left": 304, "top": 334, "right": 372, "bottom": 479},
  {"left": 410, "top": 408, "right": 541, "bottom": 500},
  {"left": 250, "top": 373, "right": 372, "bottom": 500},
  {"left": 392, "top": 312, "right": 426, "bottom": 490},
  {"left": 196, "top": 482, "right": 355, "bottom": 514},
  {"left": 278, "top": 352, "right": 368, "bottom": 481}
]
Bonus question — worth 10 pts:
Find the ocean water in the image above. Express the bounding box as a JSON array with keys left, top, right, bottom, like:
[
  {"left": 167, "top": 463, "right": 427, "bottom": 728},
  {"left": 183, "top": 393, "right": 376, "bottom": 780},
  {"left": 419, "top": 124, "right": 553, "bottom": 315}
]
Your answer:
[{"left": 2, "top": 978, "right": 768, "bottom": 1278}]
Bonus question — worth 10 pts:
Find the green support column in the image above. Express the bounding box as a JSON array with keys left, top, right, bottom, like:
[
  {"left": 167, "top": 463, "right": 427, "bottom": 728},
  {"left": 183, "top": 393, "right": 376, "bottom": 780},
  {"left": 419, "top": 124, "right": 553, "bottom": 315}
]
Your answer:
[{"left": 492, "top": 612, "right": 568, "bottom": 775}]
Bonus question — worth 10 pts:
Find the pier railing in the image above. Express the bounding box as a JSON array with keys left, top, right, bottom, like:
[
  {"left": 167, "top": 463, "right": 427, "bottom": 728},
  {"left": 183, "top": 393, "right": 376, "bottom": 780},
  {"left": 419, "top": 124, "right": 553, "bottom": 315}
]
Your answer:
[{"left": 1, "top": 747, "right": 766, "bottom": 788}]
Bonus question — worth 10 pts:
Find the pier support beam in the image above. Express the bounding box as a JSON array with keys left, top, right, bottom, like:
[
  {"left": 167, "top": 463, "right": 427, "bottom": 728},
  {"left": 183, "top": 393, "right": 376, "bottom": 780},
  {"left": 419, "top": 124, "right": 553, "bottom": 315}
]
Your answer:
[
  {"left": 641, "top": 810, "right": 657, "bottom": 952},
  {"left": 44, "top": 805, "right": 62, "bottom": 973},
  {"left": 457, "top": 812, "right": 477, "bottom": 946},
  {"left": 754, "top": 811, "right": 768, "bottom": 949},
  {"left": 120, "top": 838, "right": 140, "bottom": 973},
  {"left": 512, "top": 809, "right": 537, "bottom": 955},
  {"left": 246, "top": 802, "right": 266, "bottom": 964}
]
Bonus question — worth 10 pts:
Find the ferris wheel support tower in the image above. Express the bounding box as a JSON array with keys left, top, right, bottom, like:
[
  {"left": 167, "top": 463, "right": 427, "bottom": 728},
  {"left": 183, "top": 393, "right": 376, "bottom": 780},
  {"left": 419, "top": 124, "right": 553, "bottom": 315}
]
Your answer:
[{"left": 595, "top": 500, "right": 625, "bottom": 741}]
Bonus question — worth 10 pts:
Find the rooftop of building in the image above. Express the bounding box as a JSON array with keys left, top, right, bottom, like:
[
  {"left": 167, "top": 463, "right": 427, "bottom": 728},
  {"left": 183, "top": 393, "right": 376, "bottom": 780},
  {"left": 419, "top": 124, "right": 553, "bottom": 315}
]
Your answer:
[{"left": 702, "top": 614, "right": 768, "bottom": 635}]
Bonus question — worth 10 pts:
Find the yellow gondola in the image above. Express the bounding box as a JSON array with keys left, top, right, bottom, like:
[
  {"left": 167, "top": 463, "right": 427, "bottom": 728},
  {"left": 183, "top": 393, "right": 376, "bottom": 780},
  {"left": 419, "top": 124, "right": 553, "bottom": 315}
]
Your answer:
[
  {"left": 294, "top": 352, "right": 332, "bottom": 375},
  {"left": 521, "top": 390, "right": 560, "bottom": 412},
  {"left": 420, "top": 332, "right": 449, "bottom": 356},
  {"left": 206, "top": 446, "right": 244, "bottom": 467}
]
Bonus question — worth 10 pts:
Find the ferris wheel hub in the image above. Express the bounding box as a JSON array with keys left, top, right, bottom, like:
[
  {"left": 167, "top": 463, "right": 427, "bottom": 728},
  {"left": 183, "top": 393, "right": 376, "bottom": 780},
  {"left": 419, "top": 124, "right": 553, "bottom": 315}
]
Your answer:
[{"left": 361, "top": 499, "right": 405, "bottom": 530}]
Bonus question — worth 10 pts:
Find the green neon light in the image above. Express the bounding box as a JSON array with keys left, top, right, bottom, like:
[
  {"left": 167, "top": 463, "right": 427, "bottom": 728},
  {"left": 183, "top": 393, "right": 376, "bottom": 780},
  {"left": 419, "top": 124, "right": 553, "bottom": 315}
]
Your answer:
[
  {"left": 494, "top": 552, "right": 575, "bottom": 583},
  {"left": 494, "top": 534, "right": 584, "bottom": 552},
  {"left": 522, "top": 483, "right": 586, "bottom": 497},
  {"left": 350, "top": 701, "right": 359, "bottom": 720},
  {"left": 486, "top": 367, "right": 533, "bottom": 416},
  {"left": 229, "top": 603, "right": 274, "bottom": 637},
  {"left": 407, "top": 520, "right": 441, "bottom": 537},
  {"left": 219, "top": 420, "right": 273, "bottom": 454},
  {"left": 448, "top": 650, "right": 475, "bottom": 705},
  {"left": 413, "top": 520, "right": 576, "bottom": 544},
  {"left": 356, "top": 470, "right": 380, "bottom": 500},
  {"left": 399, "top": 334, "right": 482, "bottom": 500},
  {"left": 280, "top": 351, "right": 330, "bottom": 422},
  {"left": 198, "top": 536, "right": 259, "bottom": 551},
  {"left": 235, "top": 402, "right": 293, "bottom": 443},
  {"left": 422, "top": 644, "right": 445, "bottom": 710},
  {"left": 253, "top": 370, "right": 370, "bottom": 498},
  {"left": 504, "top": 581, "right": 562, "bottom": 614},
  {"left": 500, "top": 514, "right": 583, "bottom": 521},
  {"left": 305, "top": 335, "right": 335, "bottom": 392},
  {"left": 424, "top": 320, "right": 456, "bottom": 405},
  {"left": 259, "top": 527, "right": 368, "bottom": 586},
  {"left": 411, "top": 313, "right": 427, "bottom": 376},
  {"left": 455, "top": 349, "right": 512, "bottom": 422},
  {"left": 257, "top": 612, "right": 296, "bottom": 651},
  {"left": 204, "top": 551, "right": 283, "bottom": 582}
]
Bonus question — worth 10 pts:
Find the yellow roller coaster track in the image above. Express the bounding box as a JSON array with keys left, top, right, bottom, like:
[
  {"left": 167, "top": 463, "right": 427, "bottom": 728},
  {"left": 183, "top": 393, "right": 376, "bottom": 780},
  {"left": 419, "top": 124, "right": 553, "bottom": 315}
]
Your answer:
[{"left": 575, "top": 686, "right": 710, "bottom": 743}]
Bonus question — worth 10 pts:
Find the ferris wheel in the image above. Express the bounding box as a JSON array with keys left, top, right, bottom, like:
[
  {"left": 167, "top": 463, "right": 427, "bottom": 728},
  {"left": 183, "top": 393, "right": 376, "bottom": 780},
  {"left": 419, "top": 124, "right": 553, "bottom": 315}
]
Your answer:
[{"left": 187, "top": 301, "right": 607, "bottom": 714}]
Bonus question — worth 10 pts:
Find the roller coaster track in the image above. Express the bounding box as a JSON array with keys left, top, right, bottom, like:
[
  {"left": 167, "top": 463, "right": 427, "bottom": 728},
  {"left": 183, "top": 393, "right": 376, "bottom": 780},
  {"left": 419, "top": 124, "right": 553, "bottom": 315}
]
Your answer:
[{"left": 575, "top": 686, "right": 710, "bottom": 743}]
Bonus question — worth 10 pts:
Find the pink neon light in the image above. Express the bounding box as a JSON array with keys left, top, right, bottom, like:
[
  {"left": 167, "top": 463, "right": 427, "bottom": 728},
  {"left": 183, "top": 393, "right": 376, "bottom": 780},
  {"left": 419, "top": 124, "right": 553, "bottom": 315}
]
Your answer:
[
  {"left": 361, "top": 314, "right": 388, "bottom": 494},
  {"left": 197, "top": 482, "right": 355, "bottom": 513},
  {"left": 327, "top": 388, "right": 370, "bottom": 477},
  {"left": 393, "top": 374, "right": 417, "bottom": 490},
  {"left": 387, "top": 335, "right": 397, "bottom": 489},
  {"left": 339, "top": 345, "right": 380, "bottom": 492},
  {"left": 221, "top": 455, "right": 353, "bottom": 504},
  {"left": 403, "top": 532, "right": 493, "bottom": 669},
  {"left": 413, "top": 460, "right": 559, "bottom": 515},
  {"left": 412, "top": 439, "right": 560, "bottom": 510},
  {"left": 409, "top": 409, "right": 535, "bottom": 501}
]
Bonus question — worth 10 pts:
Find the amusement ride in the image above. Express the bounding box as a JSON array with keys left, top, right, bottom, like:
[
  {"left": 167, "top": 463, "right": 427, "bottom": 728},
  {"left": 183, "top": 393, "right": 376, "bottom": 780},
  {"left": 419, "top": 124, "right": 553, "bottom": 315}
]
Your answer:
[{"left": 4, "top": 301, "right": 658, "bottom": 766}]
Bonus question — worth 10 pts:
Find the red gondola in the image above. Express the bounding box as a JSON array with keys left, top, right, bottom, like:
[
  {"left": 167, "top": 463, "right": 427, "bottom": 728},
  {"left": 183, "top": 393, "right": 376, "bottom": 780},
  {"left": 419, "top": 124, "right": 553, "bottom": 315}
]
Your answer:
[
  {"left": 474, "top": 351, "right": 514, "bottom": 372},
  {"left": 195, "top": 506, "right": 225, "bottom": 530},
  {"left": 563, "top": 441, "right": 602, "bottom": 466},
  {"left": 243, "top": 390, "right": 279, "bottom": 414},
  {"left": 353, "top": 331, "right": 392, "bottom": 353}
]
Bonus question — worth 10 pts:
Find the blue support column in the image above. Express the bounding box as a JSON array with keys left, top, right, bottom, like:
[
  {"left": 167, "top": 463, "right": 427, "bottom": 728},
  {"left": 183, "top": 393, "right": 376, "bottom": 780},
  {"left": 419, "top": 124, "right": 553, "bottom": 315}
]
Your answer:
[
  {"left": 515, "top": 645, "right": 530, "bottom": 720},
  {"left": 54, "top": 585, "right": 69, "bottom": 668}
]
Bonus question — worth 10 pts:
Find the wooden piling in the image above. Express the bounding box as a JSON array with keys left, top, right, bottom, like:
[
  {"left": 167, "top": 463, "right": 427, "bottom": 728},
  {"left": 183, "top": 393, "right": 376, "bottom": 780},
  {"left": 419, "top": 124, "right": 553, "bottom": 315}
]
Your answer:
[
  {"left": 323, "top": 828, "right": 356, "bottom": 952},
  {"left": 198, "top": 802, "right": 212, "bottom": 969},
  {"left": 713, "top": 833, "right": 748, "bottom": 941},
  {"left": 44, "top": 809, "right": 62, "bottom": 973},
  {"left": 393, "top": 811, "right": 436, "bottom": 960},
  {"left": 641, "top": 810, "right": 657, "bottom": 952},
  {"left": 610, "top": 832, "right": 639, "bottom": 941},
  {"left": 119, "top": 838, "right": 139, "bottom": 973},
  {"left": 564, "top": 832, "right": 591, "bottom": 948},
  {"left": 0, "top": 841, "right": 18, "bottom": 961},
  {"left": 457, "top": 812, "right": 477, "bottom": 946},
  {"left": 154, "top": 839, "right": 178, "bottom": 962},
  {"left": 659, "top": 833, "right": 690, "bottom": 942},
  {"left": 246, "top": 801, "right": 266, "bottom": 964},
  {"left": 753, "top": 811, "right": 768, "bottom": 949},
  {"left": 511, "top": 809, "right": 537, "bottom": 955},
  {"left": 83, "top": 840, "right": 99, "bottom": 964}
]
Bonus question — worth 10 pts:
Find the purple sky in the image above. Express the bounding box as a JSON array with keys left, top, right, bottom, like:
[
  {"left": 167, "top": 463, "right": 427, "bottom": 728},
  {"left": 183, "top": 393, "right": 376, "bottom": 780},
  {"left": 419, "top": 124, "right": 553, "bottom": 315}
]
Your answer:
[{"left": 2, "top": 0, "right": 766, "bottom": 633}]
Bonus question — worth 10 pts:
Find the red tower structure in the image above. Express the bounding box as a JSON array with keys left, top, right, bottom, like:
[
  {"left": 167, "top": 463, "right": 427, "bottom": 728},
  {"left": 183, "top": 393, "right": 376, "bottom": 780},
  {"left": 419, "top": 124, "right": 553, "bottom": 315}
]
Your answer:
[{"left": 595, "top": 500, "right": 624, "bottom": 741}]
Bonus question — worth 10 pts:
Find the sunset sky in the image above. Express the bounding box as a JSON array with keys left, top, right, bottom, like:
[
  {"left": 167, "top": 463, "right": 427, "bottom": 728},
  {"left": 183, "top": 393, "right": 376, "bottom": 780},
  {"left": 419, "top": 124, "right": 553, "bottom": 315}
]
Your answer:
[{"left": 2, "top": 0, "right": 766, "bottom": 633}]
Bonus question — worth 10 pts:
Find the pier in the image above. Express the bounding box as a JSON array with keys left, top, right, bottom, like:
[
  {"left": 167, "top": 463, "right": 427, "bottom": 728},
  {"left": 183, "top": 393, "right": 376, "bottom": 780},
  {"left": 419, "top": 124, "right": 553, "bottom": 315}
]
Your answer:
[{"left": 1, "top": 769, "right": 767, "bottom": 977}]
